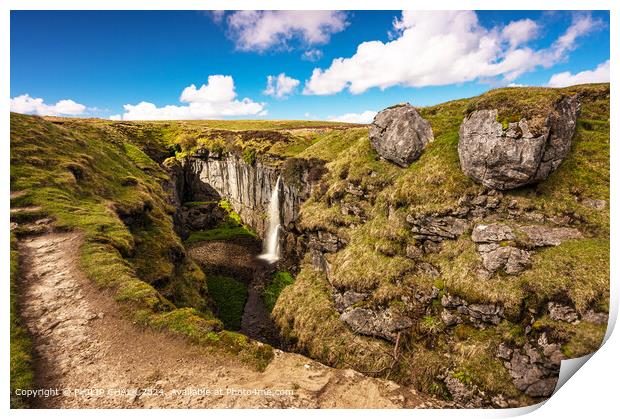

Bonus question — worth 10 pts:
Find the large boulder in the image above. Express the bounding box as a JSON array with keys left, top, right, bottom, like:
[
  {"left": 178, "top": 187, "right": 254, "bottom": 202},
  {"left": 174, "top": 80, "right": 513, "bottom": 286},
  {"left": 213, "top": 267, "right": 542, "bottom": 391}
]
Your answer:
[
  {"left": 369, "top": 103, "right": 434, "bottom": 167},
  {"left": 458, "top": 96, "right": 580, "bottom": 190}
]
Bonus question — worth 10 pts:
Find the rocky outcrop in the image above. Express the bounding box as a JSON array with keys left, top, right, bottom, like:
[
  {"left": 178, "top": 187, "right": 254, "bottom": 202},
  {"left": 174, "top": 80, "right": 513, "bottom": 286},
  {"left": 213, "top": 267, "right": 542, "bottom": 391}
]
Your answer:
[
  {"left": 471, "top": 224, "right": 515, "bottom": 243},
  {"left": 498, "top": 333, "right": 563, "bottom": 398},
  {"left": 547, "top": 303, "right": 608, "bottom": 325},
  {"left": 441, "top": 293, "right": 504, "bottom": 328},
  {"left": 471, "top": 223, "right": 583, "bottom": 277},
  {"left": 443, "top": 374, "right": 485, "bottom": 408},
  {"left": 407, "top": 215, "right": 470, "bottom": 242},
  {"left": 333, "top": 290, "right": 369, "bottom": 312},
  {"left": 518, "top": 225, "right": 582, "bottom": 247},
  {"left": 547, "top": 302, "right": 579, "bottom": 323},
  {"left": 178, "top": 202, "right": 227, "bottom": 231},
  {"left": 479, "top": 245, "right": 531, "bottom": 276},
  {"left": 308, "top": 230, "right": 347, "bottom": 273},
  {"left": 369, "top": 104, "right": 434, "bottom": 167},
  {"left": 458, "top": 96, "right": 580, "bottom": 190},
  {"left": 339, "top": 307, "right": 413, "bottom": 342}
]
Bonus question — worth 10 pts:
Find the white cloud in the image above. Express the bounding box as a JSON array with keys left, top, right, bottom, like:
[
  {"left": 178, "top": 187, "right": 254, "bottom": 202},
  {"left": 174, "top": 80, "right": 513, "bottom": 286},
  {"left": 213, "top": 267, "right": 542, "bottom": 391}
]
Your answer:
[
  {"left": 547, "top": 60, "right": 610, "bottom": 87},
  {"left": 112, "top": 75, "right": 266, "bottom": 120},
  {"left": 501, "top": 19, "right": 539, "bottom": 48},
  {"left": 180, "top": 75, "right": 237, "bottom": 103},
  {"left": 10, "top": 94, "right": 86, "bottom": 116},
  {"left": 550, "top": 13, "right": 601, "bottom": 60},
  {"left": 263, "top": 73, "right": 300, "bottom": 98},
  {"left": 328, "top": 110, "right": 377, "bottom": 124},
  {"left": 507, "top": 83, "right": 527, "bottom": 87},
  {"left": 226, "top": 11, "right": 348, "bottom": 52},
  {"left": 304, "top": 11, "right": 600, "bottom": 95},
  {"left": 302, "top": 49, "right": 323, "bottom": 62}
]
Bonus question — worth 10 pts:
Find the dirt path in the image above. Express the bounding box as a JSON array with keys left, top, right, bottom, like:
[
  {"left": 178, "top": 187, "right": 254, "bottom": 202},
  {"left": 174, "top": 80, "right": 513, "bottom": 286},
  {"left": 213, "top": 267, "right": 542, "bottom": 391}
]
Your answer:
[{"left": 17, "top": 231, "right": 442, "bottom": 408}]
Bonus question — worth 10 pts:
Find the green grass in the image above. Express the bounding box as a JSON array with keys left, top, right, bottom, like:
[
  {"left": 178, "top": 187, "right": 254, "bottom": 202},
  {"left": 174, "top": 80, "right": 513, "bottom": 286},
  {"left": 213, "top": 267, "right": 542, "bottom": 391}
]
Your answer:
[
  {"left": 10, "top": 234, "right": 34, "bottom": 409},
  {"left": 263, "top": 271, "right": 295, "bottom": 312},
  {"left": 207, "top": 276, "right": 248, "bottom": 331},
  {"left": 273, "top": 266, "right": 394, "bottom": 374},
  {"left": 186, "top": 226, "right": 256, "bottom": 243}
]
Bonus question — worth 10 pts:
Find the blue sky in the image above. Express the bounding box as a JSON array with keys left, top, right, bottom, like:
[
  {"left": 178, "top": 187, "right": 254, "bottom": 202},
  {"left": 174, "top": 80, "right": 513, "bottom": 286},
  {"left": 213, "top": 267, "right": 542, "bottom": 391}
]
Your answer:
[{"left": 10, "top": 10, "right": 610, "bottom": 122}]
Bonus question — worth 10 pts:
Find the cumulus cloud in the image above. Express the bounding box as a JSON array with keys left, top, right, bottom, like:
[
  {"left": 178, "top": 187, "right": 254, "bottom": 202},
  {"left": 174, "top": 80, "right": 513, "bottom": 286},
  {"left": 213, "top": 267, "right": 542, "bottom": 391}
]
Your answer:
[
  {"left": 180, "top": 75, "right": 236, "bottom": 103},
  {"left": 328, "top": 110, "right": 377, "bottom": 124},
  {"left": 304, "top": 11, "right": 600, "bottom": 95},
  {"left": 547, "top": 60, "right": 610, "bottom": 87},
  {"left": 302, "top": 49, "right": 323, "bottom": 62},
  {"left": 263, "top": 73, "right": 300, "bottom": 98},
  {"left": 10, "top": 94, "right": 86, "bottom": 116},
  {"left": 501, "top": 19, "right": 539, "bottom": 48},
  {"left": 112, "top": 75, "right": 266, "bottom": 120},
  {"left": 226, "top": 11, "right": 348, "bottom": 52}
]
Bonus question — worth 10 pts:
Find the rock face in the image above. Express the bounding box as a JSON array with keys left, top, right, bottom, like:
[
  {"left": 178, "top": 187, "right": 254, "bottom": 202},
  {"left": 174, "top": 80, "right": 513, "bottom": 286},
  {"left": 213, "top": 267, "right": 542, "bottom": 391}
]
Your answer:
[
  {"left": 408, "top": 215, "right": 470, "bottom": 242},
  {"left": 369, "top": 104, "right": 434, "bottom": 167},
  {"left": 172, "top": 154, "right": 309, "bottom": 237},
  {"left": 519, "top": 225, "right": 582, "bottom": 247},
  {"left": 479, "top": 245, "right": 531, "bottom": 276},
  {"left": 339, "top": 307, "right": 413, "bottom": 342},
  {"left": 441, "top": 293, "right": 504, "bottom": 327},
  {"left": 179, "top": 202, "right": 227, "bottom": 232},
  {"left": 181, "top": 155, "right": 300, "bottom": 236},
  {"left": 498, "top": 333, "right": 564, "bottom": 398},
  {"left": 458, "top": 96, "right": 580, "bottom": 190},
  {"left": 166, "top": 152, "right": 318, "bottom": 261},
  {"left": 308, "top": 230, "right": 347, "bottom": 273},
  {"left": 470, "top": 222, "right": 583, "bottom": 277}
]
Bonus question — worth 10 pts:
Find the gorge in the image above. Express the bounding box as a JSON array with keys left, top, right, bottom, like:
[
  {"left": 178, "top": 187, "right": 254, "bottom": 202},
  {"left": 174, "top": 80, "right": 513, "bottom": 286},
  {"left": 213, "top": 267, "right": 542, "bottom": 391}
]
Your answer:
[{"left": 10, "top": 83, "right": 610, "bottom": 408}]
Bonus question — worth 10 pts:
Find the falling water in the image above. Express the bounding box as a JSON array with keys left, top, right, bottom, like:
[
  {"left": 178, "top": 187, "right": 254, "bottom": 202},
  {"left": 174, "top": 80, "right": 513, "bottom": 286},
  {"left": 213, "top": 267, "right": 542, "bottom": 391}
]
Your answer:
[{"left": 258, "top": 176, "right": 281, "bottom": 263}]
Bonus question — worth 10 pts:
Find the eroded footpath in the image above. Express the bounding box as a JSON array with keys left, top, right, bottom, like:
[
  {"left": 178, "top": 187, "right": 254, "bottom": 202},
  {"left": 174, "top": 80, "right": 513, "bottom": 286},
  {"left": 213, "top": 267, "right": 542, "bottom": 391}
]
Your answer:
[{"left": 17, "top": 230, "right": 443, "bottom": 408}]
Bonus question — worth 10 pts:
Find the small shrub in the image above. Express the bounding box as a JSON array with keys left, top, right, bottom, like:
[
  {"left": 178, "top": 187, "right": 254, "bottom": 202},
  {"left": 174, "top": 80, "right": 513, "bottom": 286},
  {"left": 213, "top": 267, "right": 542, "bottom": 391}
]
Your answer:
[{"left": 242, "top": 147, "right": 257, "bottom": 166}]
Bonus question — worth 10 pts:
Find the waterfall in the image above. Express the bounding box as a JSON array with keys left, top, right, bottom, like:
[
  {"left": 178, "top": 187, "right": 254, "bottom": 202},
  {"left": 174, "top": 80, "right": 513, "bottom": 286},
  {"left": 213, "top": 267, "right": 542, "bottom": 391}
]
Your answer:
[{"left": 258, "top": 176, "right": 281, "bottom": 263}]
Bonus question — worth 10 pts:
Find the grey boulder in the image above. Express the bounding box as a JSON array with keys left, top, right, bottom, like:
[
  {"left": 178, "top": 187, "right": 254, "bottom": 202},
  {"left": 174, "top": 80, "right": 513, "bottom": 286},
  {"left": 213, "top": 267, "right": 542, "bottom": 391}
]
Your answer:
[
  {"left": 369, "top": 103, "right": 434, "bottom": 167},
  {"left": 458, "top": 96, "right": 580, "bottom": 190}
]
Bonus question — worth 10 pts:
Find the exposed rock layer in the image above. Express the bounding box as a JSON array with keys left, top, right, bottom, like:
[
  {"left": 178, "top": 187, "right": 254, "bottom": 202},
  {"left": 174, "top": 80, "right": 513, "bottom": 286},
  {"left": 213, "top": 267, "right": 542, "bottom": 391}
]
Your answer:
[{"left": 168, "top": 153, "right": 312, "bottom": 259}]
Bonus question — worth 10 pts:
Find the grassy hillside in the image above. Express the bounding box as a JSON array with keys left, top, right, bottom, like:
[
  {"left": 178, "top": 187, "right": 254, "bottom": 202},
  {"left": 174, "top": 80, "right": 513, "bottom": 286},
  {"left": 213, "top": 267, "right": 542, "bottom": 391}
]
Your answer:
[
  {"left": 272, "top": 83, "right": 610, "bottom": 404},
  {"left": 10, "top": 114, "right": 274, "bottom": 373}
]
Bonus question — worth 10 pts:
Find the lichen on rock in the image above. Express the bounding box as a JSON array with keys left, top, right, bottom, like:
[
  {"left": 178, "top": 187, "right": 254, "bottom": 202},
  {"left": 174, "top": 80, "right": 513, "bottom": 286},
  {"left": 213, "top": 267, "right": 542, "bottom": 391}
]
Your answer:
[
  {"left": 369, "top": 103, "right": 434, "bottom": 167},
  {"left": 458, "top": 95, "right": 580, "bottom": 190}
]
